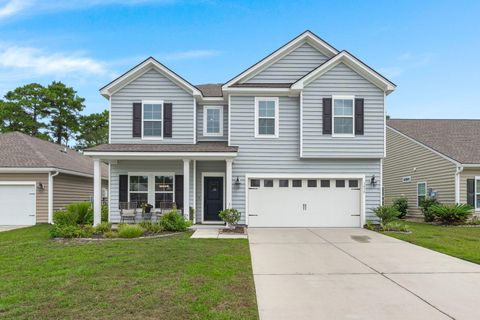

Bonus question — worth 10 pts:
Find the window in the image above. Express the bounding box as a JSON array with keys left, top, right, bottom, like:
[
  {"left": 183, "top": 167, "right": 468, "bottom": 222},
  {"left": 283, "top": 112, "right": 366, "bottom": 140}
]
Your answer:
[
  {"left": 264, "top": 179, "right": 273, "bottom": 187},
  {"left": 203, "top": 106, "right": 223, "bottom": 136},
  {"left": 349, "top": 180, "right": 359, "bottom": 188},
  {"left": 155, "top": 175, "right": 174, "bottom": 207},
  {"left": 477, "top": 178, "right": 480, "bottom": 209},
  {"left": 279, "top": 179, "right": 289, "bottom": 187},
  {"left": 417, "top": 182, "right": 427, "bottom": 207},
  {"left": 255, "top": 97, "right": 279, "bottom": 138},
  {"left": 336, "top": 180, "right": 345, "bottom": 188},
  {"left": 320, "top": 180, "right": 330, "bottom": 188},
  {"left": 250, "top": 179, "right": 260, "bottom": 188},
  {"left": 292, "top": 180, "right": 302, "bottom": 187},
  {"left": 143, "top": 101, "right": 163, "bottom": 138},
  {"left": 332, "top": 96, "right": 354, "bottom": 136},
  {"left": 129, "top": 175, "right": 149, "bottom": 205},
  {"left": 307, "top": 180, "right": 317, "bottom": 188}
]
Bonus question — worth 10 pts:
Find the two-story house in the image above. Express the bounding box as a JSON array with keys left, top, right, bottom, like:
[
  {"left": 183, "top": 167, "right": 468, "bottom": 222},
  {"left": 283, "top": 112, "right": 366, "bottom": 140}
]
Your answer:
[{"left": 85, "top": 30, "right": 396, "bottom": 227}]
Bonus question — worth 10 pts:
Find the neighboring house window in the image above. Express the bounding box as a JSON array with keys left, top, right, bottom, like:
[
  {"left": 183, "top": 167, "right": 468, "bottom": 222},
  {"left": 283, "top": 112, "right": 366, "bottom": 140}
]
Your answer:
[
  {"left": 417, "top": 182, "right": 427, "bottom": 207},
  {"left": 129, "top": 175, "right": 149, "bottom": 204},
  {"left": 142, "top": 101, "right": 163, "bottom": 138},
  {"left": 332, "top": 96, "right": 354, "bottom": 137},
  {"left": 155, "top": 175, "right": 174, "bottom": 207},
  {"left": 255, "top": 97, "right": 279, "bottom": 138},
  {"left": 476, "top": 178, "right": 480, "bottom": 209},
  {"left": 203, "top": 106, "right": 223, "bottom": 136}
]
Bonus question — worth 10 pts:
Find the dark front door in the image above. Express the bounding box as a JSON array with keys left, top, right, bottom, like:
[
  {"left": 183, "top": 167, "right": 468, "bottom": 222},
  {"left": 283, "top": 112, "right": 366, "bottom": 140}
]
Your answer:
[{"left": 204, "top": 177, "right": 224, "bottom": 221}]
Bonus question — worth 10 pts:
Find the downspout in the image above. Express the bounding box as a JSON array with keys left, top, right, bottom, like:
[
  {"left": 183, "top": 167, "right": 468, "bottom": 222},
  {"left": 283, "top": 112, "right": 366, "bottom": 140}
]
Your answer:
[
  {"left": 455, "top": 166, "right": 464, "bottom": 204},
  {"left": 48, "top": 171, "right": 60, "bottom": 224}
]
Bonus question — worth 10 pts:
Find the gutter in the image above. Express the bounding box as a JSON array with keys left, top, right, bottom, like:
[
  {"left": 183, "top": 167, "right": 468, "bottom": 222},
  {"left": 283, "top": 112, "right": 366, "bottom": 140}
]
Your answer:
[
  {"left": 455, "top": 166, "right": 464, "bottom": 204},
  {"left": 48, "top": 171, "right": 60, "bottom": 224}
]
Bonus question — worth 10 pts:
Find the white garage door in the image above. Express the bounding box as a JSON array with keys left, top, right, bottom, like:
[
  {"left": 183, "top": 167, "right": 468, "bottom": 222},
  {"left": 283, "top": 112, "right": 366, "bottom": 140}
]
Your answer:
[
  {"left": 0, "top": 184, "right": 36, "bottom": 225},
  {"left": 248, "top": 178, "right": 361, "bottom": 227}
]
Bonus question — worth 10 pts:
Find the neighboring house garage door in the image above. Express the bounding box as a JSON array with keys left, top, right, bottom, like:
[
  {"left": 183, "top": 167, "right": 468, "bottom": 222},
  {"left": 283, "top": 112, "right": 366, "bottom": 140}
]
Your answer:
[
  {"left": 0, "top": 184, "right": 36, "bottom": 225},
  {"left": 247, "top": 178, "right": 362, "bottom": 227}
]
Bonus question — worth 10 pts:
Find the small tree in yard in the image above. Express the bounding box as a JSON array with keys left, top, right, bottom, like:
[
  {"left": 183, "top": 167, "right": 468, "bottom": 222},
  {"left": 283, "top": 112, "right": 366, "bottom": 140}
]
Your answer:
[
  {"left": 392, "top": 197, "right": 408, "bottom": 219},
  {"left": 219, "top": 208, "right": 241, "bottom": 228},
  {"left": 373, "top": 205, "right": 400, "bottom": 224}
]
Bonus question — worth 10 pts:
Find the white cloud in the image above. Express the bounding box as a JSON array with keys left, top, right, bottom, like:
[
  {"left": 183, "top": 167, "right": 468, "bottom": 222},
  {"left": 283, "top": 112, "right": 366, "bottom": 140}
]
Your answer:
[
  {"left": 378, "top": 66, "right": 404, "bottom": 78},
  {"left": 0, "top": 0, "right": 32, "bottom": 18},
  {"left": 0, "top": 45, "right": 108, "bottom": 76},
  {"left": 161, "top": 49, "right": 220, "bottom": 61}
]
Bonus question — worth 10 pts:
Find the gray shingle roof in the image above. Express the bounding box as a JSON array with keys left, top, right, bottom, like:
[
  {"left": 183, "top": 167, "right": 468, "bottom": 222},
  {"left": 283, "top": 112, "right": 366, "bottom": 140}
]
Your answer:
[
  {"left": 0, "top": 132, "right": 107, "bottom": 177},
  {"left": 86, "top": 142, "right": 238, "bottom": 153},
  {"left": 387, "top": 119, "right": 480, "bottom": 164},
  {"left": 195, "top": 84, "right": 223, "bottom": 97}
]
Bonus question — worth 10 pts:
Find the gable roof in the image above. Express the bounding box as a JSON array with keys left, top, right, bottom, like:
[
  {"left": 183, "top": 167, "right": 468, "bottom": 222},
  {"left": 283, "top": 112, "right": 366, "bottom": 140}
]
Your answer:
[
  {"left": 0, "top": 132, "right": 107, "bottom": 177},
  {"left": 196, "top": 83, "right": 223, "bottom": 97},
  {"left": 291, "top": 51, "right": 396, "bottom": 94},
  {"left": 100, "top": 57, "right": 202, "bottom": 98},
  {"left": 222, "top": 30, "right": 339, "bottom": 88},
  {"left": 387, "top": 119, "right": 480, "bottom": 165}
]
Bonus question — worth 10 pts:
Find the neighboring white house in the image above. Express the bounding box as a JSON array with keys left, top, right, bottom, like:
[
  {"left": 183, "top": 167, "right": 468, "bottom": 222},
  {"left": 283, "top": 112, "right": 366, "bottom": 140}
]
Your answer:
[{"left": 84, "top": 30, "right": 396, "bottom": 227}]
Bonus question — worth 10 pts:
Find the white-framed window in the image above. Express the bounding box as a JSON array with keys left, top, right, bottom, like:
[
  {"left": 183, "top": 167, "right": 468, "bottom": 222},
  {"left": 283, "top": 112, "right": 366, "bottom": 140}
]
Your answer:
[
  {"left": 475, "top": 177, "right": 480, "bottom": 209},
  {"left": 154, "top": 175, "right": 175, "bottom": 207},
  {"left": 332, "top": 95, "right": 354, "bottom": 137},
  {"left": 417, "top": 182, "right": 427, "bottom": 207},
  {"left": 128, "top": 175, "right": 149, "bottom": 205},
  {"left": 255, "top": 97, "right": 279, "bottom": 138},
  {"left": 203, "top": 106, "right": 223, "bottom": 136},
  {"left": 142, "top": 100, "right": 163, "bottom": 139}
]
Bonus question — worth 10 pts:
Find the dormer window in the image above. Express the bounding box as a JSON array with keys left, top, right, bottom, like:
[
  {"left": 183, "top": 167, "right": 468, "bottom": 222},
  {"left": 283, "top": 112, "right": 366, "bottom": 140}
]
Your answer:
[
  {"left": 142, "top": 101, "right": 163, "bottom": 139},
  {"left": 332, "top": 96, "right": 354, "bottom": 137},
  {"left": 255, "top": 97, "right": 279, "bottom": 138}
]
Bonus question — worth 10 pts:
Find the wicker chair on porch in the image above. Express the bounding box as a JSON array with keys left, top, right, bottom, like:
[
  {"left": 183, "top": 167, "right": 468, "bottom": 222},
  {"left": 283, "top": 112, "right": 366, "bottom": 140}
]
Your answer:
[{"left": 119, "top": 202, "right": 138, "bottom": 223}]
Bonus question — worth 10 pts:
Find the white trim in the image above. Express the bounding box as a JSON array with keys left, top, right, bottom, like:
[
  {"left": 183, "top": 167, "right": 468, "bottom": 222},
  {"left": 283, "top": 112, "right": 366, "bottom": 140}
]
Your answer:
[
  {"left": 100, "top": 57, "right": 202, "bottom": 98},
  {"left": 108, "top": 162, "right": 112, "bottom": 222},
  {"left": 193, "top": 97, "right": 197, "bottom": 144},
  {"left": 383, "top": 92, "right": 386, "bottom": 158},
  {"left": 93, "top": 159, "right": 102, "bottom": 226},
  {"left": 141, "top": 100, "right": 164, "bottom": 140},
  {"left": 183, "top": 160, "right": 190, "bottom": 218},
  {"left": 192, "top": 160, "right": 196, "bottom": 223},
  {"left": 455, "top": 166, "right": 463, "bottom": 204},
  {"left": 223, "top": 87, "right": 292, "bottom": 94},
  {"left": 127, "top": 172, "right": 175, "bottom": 209},
  {"left": 85, "top": 151, "right": 237, "bottom": 159},
  {"left": 254, "top": 97, "right": 279, "bottom": 139},
  {"left": 417, "top": 181, "right": 427, "bottom": 208},
  {"left": 227, "top": 94, "right": 231, "bottom": 146},
  {"left": 332, "top": 95, "right": 355, "bottom": 138},
  {"left": 223, "top": 31, "right": 338, "bottom": 88},
  {"left": 226, "top": 159, "right": 233, "bottom": 209},
  {"left": 201, "top": 172, "right": 226, "bottom": 224},
  {"left": 0, "top": 167, "right": 107, "bottom": 179},
  {"left": 203, "top": 105, "right": 224, "bottom": 137},
  {"left": 291, "top": 51, "right": 396, "bottom": 95},
  {"left": 300, "top": 91, "right": 303, "bottom": 157},
  {"left": 108, "top": 95, "right": 112, "bottom": 144},
  {"left": 48, "top": 171, "right": 59, "bottom": 224},
  {"left": 0, "top": 181, "right": 37, "bottom": 225}
]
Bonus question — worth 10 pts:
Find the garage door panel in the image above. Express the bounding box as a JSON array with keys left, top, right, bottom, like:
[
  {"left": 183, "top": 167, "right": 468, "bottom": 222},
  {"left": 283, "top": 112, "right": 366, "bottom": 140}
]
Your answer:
[{"left": 0, "top": 185, "right": 36, "bottom": 225}]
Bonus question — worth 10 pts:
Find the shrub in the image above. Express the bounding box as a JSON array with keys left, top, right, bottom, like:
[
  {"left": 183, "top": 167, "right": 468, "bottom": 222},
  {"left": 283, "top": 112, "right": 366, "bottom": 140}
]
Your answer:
[
  {"left": 53, "top": 210, "right": 78, "bottom": 226},
  {"left": 118, "top": 224, "right": 145, "bottom": 238},
  {"left": 159, "top": 209, "right": 192, "bottom": 232},
  {"left": 382, "top": 221, "right": 410, "bottom": 232},
  {"left": 65, "top": 202, "right": 93, "bottom": 225},
  {"left": 420, "top": 197, "right": 440, "bottom": 222},
  {"left": 49, "top": 224, "right": 93, "bottom": 238},
  {"left": 218, "top": 208, "right": 241, "bottom": 227},
  {"left": 139, "top": 221, "right": 163, "bottom": 233},
  {"left": 392, "top": 197, "right": 408, "bottom": 219},
  {"left": 94, "top": 222, "right": 112, "bottom": 234},
  {"left": 373, "top": 205, "right": 400, "bottom": 224},
  {"left": 429, "top": 203, "right": 473, "bottom": 225},
  {"left": 104, "top": 231, "right": 118, "bottom": 238},
  {"left": 101, "top": 204, "right": 109, "bottom": 222}
]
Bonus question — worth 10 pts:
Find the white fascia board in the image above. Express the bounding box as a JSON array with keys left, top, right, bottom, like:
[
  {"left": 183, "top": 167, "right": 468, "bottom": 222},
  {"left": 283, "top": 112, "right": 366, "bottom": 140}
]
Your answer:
[
  {"left": 0, "top": 167, "right": 108, "bottom": 179},
  {"left": 83, "top": 151, "right": 238, "bottom": 160},
  {"left": 222, "top": 31, "right": 338, "bottom": 88},
  {"left": 222, "top": 87, "right": 295, "bottom": 96},
  {"left": 198, "top": 96, "right": 227, "bottom": 104},
  {"left": 459, "top": 164, "right": 480, "bottom": 168},
  {"left": 291, "top": 51, "right": 396, "bottom": 95},
  {"left": 100, "top": 57, "right": 202, "bottom": 98}
]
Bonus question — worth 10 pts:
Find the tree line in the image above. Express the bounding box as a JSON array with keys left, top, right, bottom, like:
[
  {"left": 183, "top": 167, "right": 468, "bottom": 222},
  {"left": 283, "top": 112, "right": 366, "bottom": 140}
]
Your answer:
[{"left": 0, "top": 82, "right": 108, "bottom": 149}]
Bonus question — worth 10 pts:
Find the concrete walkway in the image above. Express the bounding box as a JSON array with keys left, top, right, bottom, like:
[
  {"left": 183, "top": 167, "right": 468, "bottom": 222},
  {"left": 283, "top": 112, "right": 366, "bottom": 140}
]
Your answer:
[
  {"left": 249, "top": 228, "right": 480, "bottom": 320},
  {"left": 0, "top": 225, "right": 29, "bottom": 232},
  {"left": 190, "top": 227, "right": 247, "bottom": 239}
]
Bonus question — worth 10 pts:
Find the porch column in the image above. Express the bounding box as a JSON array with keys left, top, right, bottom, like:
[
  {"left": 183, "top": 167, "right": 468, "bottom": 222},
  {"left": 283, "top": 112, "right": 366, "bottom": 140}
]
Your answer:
[
  {"left": 93, "top": 158, "right": 102, "bottom": 226},
  {"left": 226, "top": 159, "right": 233, "bottom": 208},
  {"left": 183, "top": 159, "right": 190, "bottom": 219}
]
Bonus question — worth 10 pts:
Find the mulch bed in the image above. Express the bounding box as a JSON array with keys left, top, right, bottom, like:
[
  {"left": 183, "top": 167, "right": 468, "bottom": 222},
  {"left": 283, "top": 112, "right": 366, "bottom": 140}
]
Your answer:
[
  {"left": 52, "top": 231, "right": 182, "bottom": 242},
  {"left": 219, "top": 226, "right": 247, "bottom": 234}
]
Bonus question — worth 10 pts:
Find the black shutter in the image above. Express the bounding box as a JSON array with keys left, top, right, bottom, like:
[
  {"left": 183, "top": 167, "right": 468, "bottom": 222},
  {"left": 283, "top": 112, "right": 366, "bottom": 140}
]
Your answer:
[
  {"left": 322, "top": 98, "right": 332, "bottom": 134},
  {"left": 355, "top": 98, "right": 364, "bottom": 135},
  {"left": 175, "top": 175, "right": 184, "bottom": 210},
  {"left": 119, "top": 175, "right": 128, "bottom": 204},
  {"left": 467, "top": 179, "right": 475, "bottom": 206},
  {"left": 164, "top": 103, "right": 172, "bottom": 138},
  {"left": 132, "top": 103, "right": 142, "bottom": 137}
]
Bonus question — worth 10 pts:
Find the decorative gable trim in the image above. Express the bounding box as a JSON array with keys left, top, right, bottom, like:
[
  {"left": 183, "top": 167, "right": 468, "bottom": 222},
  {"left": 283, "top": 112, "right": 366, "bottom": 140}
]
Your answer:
[
  {"left": 291, "top": 51, "right": 396, "bottom": 95},
  {"left": 222, "top": 30, "right": 339, "bottom": 89},
  {"left": 100, "top": 57, "right": 202, "bottom": 98}
]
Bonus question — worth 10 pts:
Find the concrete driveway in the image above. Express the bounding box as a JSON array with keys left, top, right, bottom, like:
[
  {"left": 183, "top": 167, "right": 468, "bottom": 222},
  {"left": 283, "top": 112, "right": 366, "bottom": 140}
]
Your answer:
[
  {"left": 0, "top": 225, "right": 28, "bottom": 232},
  {"left": 249, "top": 228, "right": 480, "bottom": 320}
]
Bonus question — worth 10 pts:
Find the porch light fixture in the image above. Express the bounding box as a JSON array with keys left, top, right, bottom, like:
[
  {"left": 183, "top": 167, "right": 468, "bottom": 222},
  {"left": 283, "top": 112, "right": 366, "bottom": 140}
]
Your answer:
[
  {"left": 37, "top": 182, "right": 45, "bottom": 190},
  {"left": 370, "top": 175, "right": 377, "bottom": 186},
  {"left": 234, "top": 177, "right": 241, "bottom": 186}
]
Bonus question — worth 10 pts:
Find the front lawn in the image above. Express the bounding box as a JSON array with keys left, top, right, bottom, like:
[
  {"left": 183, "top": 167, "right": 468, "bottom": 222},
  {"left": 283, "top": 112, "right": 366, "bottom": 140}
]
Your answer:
[
  {"left": 0, "top": 225, "right": 258, "bottom": 320},
  {"left": 383, "top": 221, "right": 480, "bottom": 264}
]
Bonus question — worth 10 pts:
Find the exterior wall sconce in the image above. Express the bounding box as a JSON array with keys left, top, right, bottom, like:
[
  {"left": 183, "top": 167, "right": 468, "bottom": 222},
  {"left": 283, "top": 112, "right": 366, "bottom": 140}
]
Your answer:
[
  {"left": 37, "top": 182, "right": 45, "bottom": 190},
  {"left": 234, "top": 177, "right": 241, "bottom": 186},
  {"left": 370, "top": 175, "right": 377, "bottom": 186}
]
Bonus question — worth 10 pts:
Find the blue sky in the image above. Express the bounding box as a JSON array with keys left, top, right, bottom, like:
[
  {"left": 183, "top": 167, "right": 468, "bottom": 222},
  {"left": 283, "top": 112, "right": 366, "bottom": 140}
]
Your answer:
[{"left": 0, "top": 0, "right": 478, "bottom": 118}]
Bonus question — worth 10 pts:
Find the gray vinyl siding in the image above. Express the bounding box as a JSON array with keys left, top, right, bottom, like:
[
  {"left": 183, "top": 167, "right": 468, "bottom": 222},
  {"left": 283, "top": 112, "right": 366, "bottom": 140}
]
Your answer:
[
  {"left": 244, "top": 42, "right": 328, "bottom": 84},
  {"left": 383, "top": 127, "right": 457, "bottom": 216},
  {"left": 110, "top": 68, "right": 195, "bottom": 144},
  {"left": 229, "top": 95, "right": 382, "bottom": 224},
  {"left": 52, "top": 173, "right": 94, "bottom": 211},
  {"left": 302, "top": 63, "right": 385, "bottom": 158},
  {"left": 196, "top": 105, "right": 228, "bottom": 142},
  {"left": 194, "top": 161, "right": 226, "bottom": 222},
  {"left": 109, "top": 160, "right": 193, "bottom": 222}
]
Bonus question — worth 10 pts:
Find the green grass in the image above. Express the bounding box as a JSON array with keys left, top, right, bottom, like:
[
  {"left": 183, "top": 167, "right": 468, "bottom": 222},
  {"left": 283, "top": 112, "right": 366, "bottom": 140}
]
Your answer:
[
  {"left": 0, "top": 225, "right": 258, "bottom": 320},
  {"left": 383, "top": 221, "right": 480, "bottom": 264}
]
